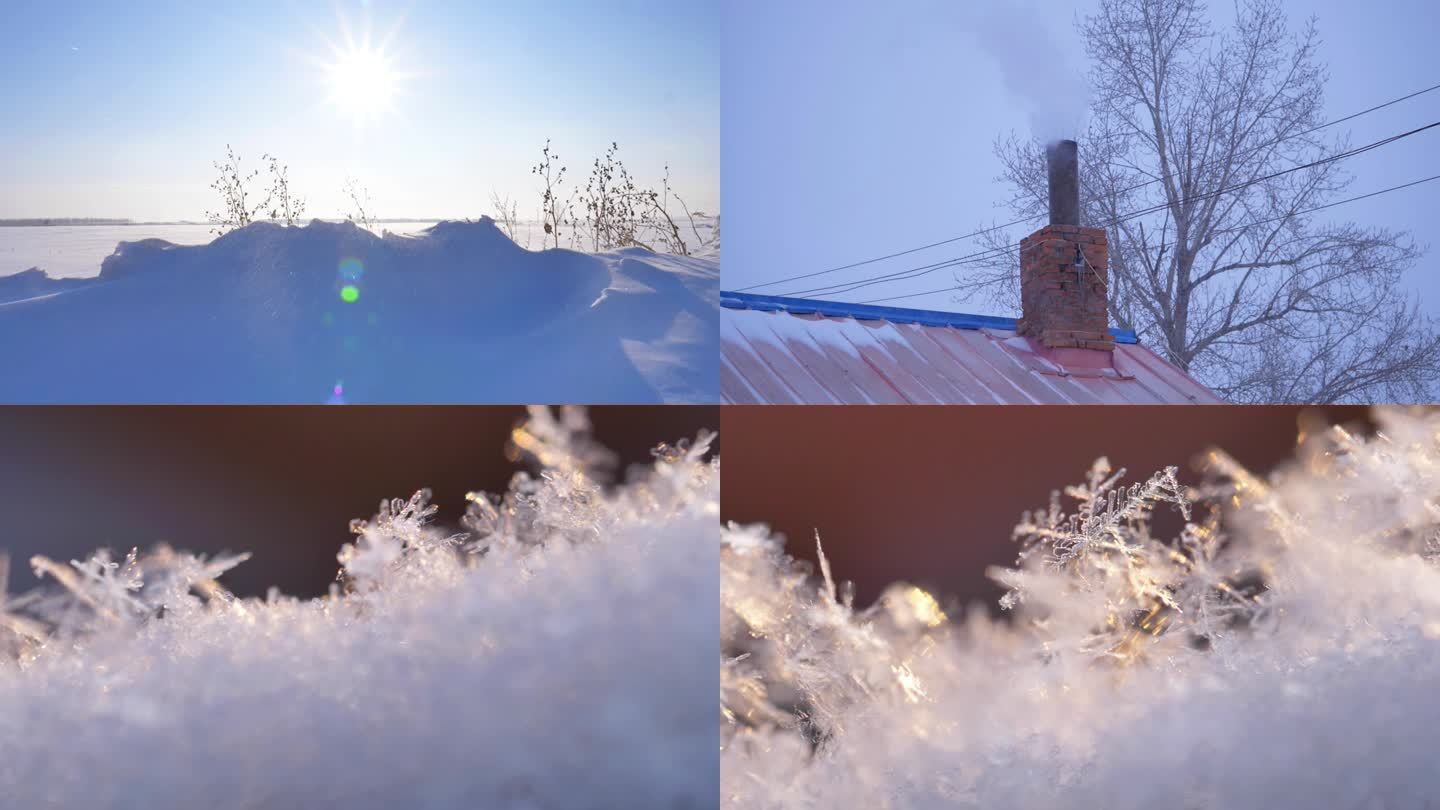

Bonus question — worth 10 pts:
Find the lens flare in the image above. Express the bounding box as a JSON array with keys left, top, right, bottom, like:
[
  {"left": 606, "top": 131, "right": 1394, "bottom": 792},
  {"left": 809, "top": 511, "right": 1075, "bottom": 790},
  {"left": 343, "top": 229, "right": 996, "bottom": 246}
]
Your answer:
[
  {"left": 339, "top": 257, "right": 364, "bottom": 282},
  {"left": 341, "top": 285, "right": 360, "bottom": 304}
]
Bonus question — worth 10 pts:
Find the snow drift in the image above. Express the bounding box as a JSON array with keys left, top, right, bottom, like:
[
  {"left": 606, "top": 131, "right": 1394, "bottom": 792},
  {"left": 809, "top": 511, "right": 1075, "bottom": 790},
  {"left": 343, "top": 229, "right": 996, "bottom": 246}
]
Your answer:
[
  {"left": 0, "top": 407, "right": 719, "bottom": 808},
  {"left": 722, "top": 407, "right": 1440, "bottom": 808},
  {"left": 0, "top": 219, "right": 718, "bottom": 403}
]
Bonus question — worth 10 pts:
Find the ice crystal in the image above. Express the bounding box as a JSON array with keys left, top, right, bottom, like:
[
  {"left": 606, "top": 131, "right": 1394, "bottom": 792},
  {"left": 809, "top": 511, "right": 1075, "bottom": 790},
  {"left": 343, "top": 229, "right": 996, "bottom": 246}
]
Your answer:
[
  {"left": 722, "top": 407, "right": 1440, "bottom": 809},
  {"left": 339, "top": 488, "right": 465, "bottom": 587},
  {"left": 5, "top": 545, "right": 254, "bottom": 647},
  {"left": 995, "top": 458, "right": 1208, "bottom": 663},
  {"left": 0, "top": 408, "right": 717, "bottom": 808}
]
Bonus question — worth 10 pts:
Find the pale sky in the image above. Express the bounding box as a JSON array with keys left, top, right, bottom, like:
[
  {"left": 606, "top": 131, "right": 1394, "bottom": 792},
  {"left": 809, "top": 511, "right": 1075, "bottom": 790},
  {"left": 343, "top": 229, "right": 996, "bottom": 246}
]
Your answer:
[
  {"left": 723, "top": 0, "right": 1438, "bottom": 315},
  {"left": 0, "top": 0, "right": 720, "bottom": 222}
]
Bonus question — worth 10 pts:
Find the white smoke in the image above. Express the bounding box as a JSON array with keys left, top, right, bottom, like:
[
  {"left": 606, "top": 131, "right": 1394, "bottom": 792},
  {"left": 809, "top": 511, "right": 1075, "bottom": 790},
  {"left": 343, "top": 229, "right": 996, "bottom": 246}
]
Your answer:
[{"left": 962, "top": 0, "right": 1090, "bottom": 142}]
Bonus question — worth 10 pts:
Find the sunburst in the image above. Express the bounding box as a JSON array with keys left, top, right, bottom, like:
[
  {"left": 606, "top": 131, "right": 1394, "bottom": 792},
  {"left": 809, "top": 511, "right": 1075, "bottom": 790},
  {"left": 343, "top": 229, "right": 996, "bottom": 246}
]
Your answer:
[
  {"left": 313, "top": 12, "right": 413, "bottom": 127},
  {"left": 324, "top": 41, "right": 400, "bottom": 123}
]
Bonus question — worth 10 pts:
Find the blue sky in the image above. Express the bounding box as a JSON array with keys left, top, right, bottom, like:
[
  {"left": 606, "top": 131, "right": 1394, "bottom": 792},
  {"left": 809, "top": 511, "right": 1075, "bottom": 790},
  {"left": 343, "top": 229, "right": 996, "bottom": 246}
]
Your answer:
[
  {"left": 0, "top": 0, "right": 719, "bottom": 221},
  {"left": 723, "top": 0, "right": 1439, "bottom": 314}
]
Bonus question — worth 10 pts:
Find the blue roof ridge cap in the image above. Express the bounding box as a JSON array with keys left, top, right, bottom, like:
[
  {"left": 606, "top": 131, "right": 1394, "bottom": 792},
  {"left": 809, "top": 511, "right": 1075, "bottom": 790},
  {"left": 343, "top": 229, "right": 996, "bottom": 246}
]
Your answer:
[{"left": 721, "top": 290, "right": 1140, "bottom": 344}]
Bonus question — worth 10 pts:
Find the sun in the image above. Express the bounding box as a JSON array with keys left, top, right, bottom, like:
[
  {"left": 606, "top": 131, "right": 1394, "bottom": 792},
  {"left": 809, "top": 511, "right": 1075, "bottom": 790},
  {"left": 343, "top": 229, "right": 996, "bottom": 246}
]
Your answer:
[{"left": 324, "top": 43, "right": 400, "bottom": 123}]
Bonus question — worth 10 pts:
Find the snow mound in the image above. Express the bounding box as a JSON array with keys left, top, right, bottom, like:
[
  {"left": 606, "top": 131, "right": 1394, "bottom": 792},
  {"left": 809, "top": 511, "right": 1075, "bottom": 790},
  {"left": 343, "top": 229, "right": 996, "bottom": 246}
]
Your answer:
[
  {"left": 0, "top": 219, "right": 718, "bottom": 403},
  {"left": 722, "top": 407, "right": 1440, "bottom": 808},
  {"left": 0, "top": 267, "right": 93, "bottom": 306},
  {"left": 0, "top": 407, "right": 719, "bottom": 808}
]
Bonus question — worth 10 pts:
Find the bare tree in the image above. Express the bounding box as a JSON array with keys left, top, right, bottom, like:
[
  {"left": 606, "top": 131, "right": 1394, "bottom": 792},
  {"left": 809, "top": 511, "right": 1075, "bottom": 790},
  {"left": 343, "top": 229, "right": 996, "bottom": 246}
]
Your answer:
[
  {"left": 343, "top": 177, "right": 374, "bottom": 232},
  {"left": 577, "top": 142, "right": 652, "bottom": 252},
  {"left": 959, "top": 0, "right": 1440, "bottom": 403},
  {"left": 654, "top": 164, "right": 707, "bottom": 256},
  {"left": 575, "top": 144, "right": 700, "bottom": 255},
  {"left": 207, "top": 146, "right": 308, "bottom": 234},
  {"left": 489, "top": 191, "right": 530, "bottom": 248},
  {"left": 206, "top": 145, "right": 270, "bottom": 235},
  {"left": 531, "top": 140, "right": 571, "bottom": 249},
  {"left": 262, "top": 154, "right": 306, "bottom": 226}
]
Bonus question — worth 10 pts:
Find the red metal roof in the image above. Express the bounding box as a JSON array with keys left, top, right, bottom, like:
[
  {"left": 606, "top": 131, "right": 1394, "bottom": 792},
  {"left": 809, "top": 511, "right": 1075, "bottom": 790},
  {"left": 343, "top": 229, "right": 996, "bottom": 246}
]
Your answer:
[{"left": 720, "top": 292, "right": 1223, "bottom": 405}]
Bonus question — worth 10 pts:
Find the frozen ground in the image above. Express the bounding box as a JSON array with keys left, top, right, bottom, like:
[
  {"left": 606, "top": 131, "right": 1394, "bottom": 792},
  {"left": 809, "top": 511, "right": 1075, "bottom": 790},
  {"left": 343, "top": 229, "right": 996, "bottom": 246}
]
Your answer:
[
  {"left": 0, "top": 218, "right": 718, "bottom": 403},
  {"left": 0, "top": 407, "right": 719, "bottom": 809},
  {"left": 723, "top": 407, "right": 1440, "bottom": 809}
]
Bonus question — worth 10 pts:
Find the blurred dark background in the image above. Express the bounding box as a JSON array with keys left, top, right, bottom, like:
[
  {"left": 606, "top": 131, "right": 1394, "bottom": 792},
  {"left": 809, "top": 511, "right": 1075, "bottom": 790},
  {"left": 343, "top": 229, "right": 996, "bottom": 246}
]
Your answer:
[
  {"left": 721, "top": 405, "right": 1379, "bottom": 610},
  {"left": 0, "top": 406, "right": 717, "bottom": 598}
]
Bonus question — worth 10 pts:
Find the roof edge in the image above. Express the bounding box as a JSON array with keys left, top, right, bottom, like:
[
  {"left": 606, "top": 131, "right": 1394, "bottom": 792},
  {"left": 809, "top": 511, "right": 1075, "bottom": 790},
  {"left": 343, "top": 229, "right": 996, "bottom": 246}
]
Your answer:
[{"left": 721, "top": 291, "right": 1141, "bottom": 345}]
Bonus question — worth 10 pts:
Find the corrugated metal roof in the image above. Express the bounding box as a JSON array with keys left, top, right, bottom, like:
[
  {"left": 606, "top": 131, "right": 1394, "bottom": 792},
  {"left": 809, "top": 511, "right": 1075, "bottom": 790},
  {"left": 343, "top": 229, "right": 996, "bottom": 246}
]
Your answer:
[{"left": 721, "top": 291, "right": 1223, "bottom": 405}]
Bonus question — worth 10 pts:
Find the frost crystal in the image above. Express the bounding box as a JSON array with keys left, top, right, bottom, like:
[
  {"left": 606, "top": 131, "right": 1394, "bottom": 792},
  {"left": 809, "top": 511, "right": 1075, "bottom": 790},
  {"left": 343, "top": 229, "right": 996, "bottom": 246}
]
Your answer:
[
  {"left": 722, "top": 407, "right": 1440, "bottom": 809},
  {"left": 339, "top": 488, "right": 464, "bottom": 587},
  {"left": 0, "top": 407, "right": 717, "bottom": 808}
]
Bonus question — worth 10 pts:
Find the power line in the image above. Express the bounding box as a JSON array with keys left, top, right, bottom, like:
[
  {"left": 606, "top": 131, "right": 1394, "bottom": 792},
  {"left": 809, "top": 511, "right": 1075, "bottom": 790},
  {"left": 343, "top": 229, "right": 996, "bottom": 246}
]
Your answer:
[
  {"left": 781, "top": 119, "right": 1440, "bottom": 299},
  {"left": 1083, "top": 120, "right": 1440, "bottom": 240},
  {"left": 777, "top": 239, "right": 1016, "bottom": 298},
  {"left": 731, "top": 212, "right": 1043, "bottom": 293},
  {"left": 1091, "top": 80, "right": 1440, "bottom": 206},
  {"left": 853, "top": 172, "right": 1440, "bottom": 305},
  {"left": 737, "top": 80, "right": 1440, "bottom": 294},
  {"left": 787, "top": 119, "right": 1439, "bottom": 298},
  {"left": 776, "top": 86, "right": 1440, "bottom": 297}
]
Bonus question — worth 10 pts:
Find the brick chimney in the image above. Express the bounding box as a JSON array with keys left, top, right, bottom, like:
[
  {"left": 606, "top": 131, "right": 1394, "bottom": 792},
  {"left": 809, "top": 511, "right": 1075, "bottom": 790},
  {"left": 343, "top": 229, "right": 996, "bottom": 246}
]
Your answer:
[{"left": 1016, "top": 140, "right": 1114, "bottom": 352}]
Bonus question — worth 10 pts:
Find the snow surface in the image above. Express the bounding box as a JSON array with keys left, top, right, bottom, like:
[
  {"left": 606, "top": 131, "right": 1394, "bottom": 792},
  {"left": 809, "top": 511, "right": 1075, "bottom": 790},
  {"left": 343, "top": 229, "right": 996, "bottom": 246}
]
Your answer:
[
  {"left": 0, "top": 219, "right": 718, "bottom": 403},
  {"left": 0, "top": 222, "right": 445, "bottom": 279},
  {"left": 0, "top": 407, "right": 719, "bottom": 808},
  {"left": 722, "top": 407, "right": 1440, "bottom": 808}
]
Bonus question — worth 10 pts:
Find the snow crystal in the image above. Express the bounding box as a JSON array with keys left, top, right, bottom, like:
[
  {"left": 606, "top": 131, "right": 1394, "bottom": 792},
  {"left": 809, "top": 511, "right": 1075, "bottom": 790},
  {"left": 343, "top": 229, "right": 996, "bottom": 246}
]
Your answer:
[
  {"left": 722, "top": 407, "right": 1440, "bottom": 808},
  {"left": 0, "top": 407, "right": 718, "bottom": 808}
]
